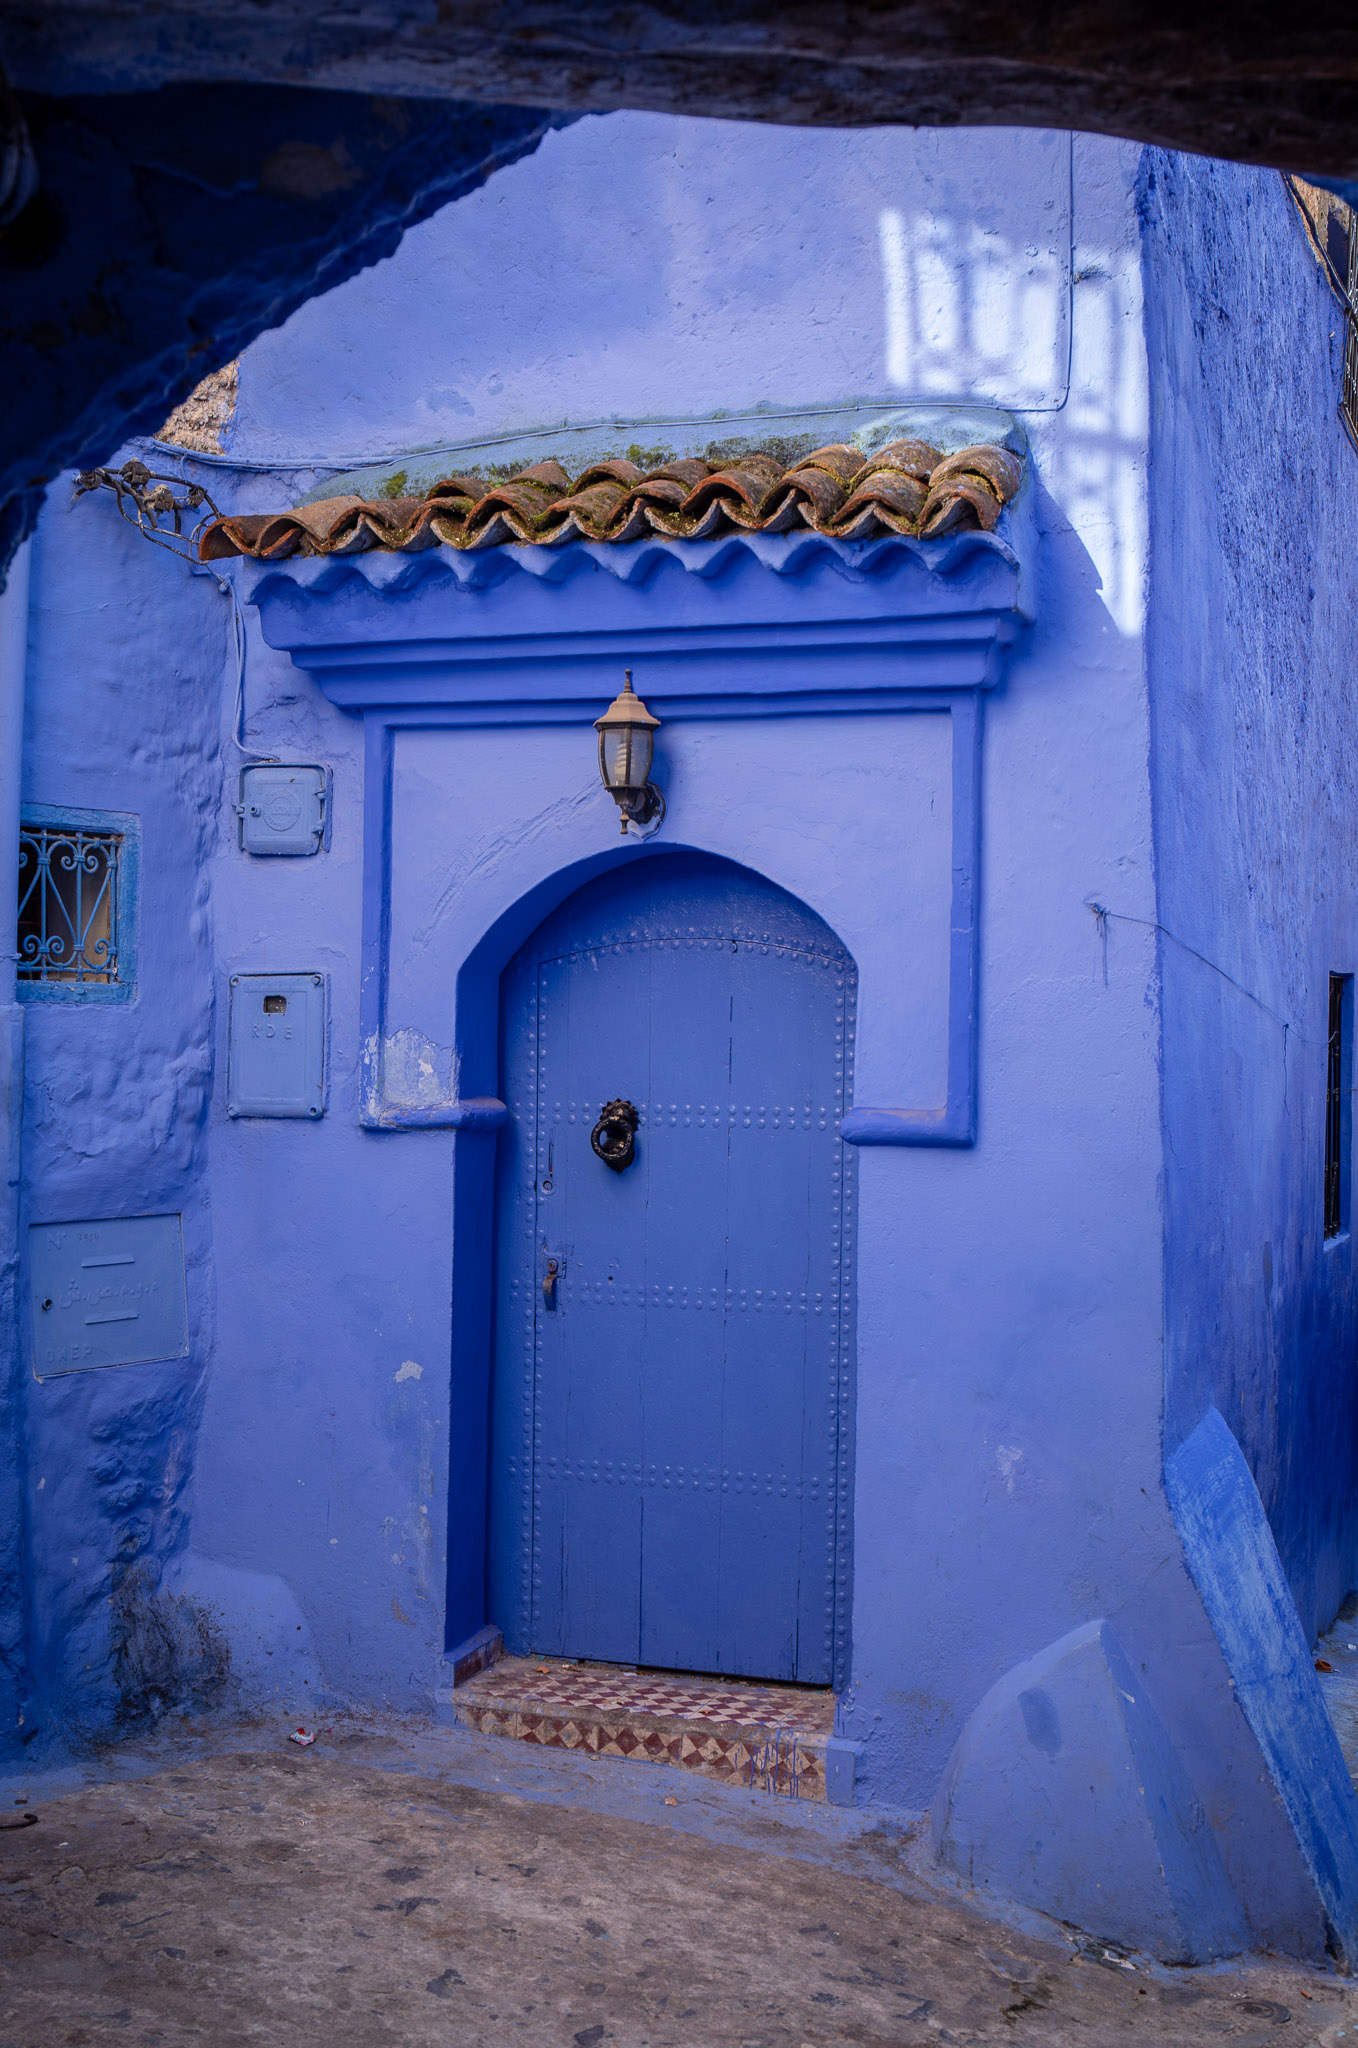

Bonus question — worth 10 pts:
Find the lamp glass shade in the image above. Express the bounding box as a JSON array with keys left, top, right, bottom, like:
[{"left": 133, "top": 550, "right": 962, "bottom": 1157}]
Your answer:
[
  {"left": 594, "top": 675, "right": 660, "bottom": 795},
  {"left": 598, "top": 720, "right": 653, "bottom": 792}
]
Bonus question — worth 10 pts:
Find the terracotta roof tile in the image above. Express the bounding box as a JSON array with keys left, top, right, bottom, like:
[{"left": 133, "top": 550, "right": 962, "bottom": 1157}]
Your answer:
[{"left": 198, "top": 439, "right": 1022, "bottom": 562}]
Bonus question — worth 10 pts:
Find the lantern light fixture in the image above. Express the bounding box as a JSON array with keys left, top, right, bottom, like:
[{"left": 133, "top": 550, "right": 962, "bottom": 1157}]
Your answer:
[{"left": 594, "top": 669, "right": 664, "bottom": 834}]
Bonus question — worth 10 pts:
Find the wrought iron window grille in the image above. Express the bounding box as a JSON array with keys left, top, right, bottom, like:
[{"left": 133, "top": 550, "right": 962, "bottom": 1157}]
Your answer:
[
  {"left": 1325, "top": 972, "right": 1353, "bottom": 1239},
  {"left": 15, "top": 807, "right": 138, "bottom": 1003},
  {"left": 19, "top": 822, "right": 120, "bottom": 984},
  {"left": 1342, "top": 223, "right": 1358, "bottom": 456},
  {"left": 1284, "top": 176, "right": 1358, "bottom": 456}
]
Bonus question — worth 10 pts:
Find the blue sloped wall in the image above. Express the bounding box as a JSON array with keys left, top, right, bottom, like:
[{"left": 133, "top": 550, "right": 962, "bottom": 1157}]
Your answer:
[{"left": 1141, "top": 150, "right": 1358, "bottom": 1642}]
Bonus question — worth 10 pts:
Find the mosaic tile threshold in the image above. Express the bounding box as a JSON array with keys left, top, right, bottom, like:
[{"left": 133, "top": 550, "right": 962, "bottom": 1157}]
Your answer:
[{"left": 449, "top": 1656, "right": 834, "bottom": 1801}]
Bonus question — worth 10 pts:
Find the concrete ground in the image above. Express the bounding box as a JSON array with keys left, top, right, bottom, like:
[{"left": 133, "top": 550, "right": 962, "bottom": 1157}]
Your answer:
[{"left": 1, "top": 1713, "right": 1355, "bottom": 2048}]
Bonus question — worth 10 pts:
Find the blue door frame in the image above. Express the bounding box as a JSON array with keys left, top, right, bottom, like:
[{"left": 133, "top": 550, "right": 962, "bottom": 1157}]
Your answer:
[
  {"left": 248, "top": 527, "right": 1022, "bottom": 1684},
  {"left": 489, "top": 853, "right": 856, "bottom": 1687}
]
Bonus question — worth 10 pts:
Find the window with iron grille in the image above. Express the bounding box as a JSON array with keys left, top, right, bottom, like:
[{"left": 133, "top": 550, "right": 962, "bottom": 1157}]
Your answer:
[
  {"left": 1285, "top": 180, "right": 1358, "bottom": 454},
  {"left": 1340, "top": 212, "right": 1358, "bottom": 455},
  {"left": 1325, "top": 973, "right": 1352, "bottom": 1239},
  {"left": 16, "top": 805, "right": 137, "bottom": 1003}
]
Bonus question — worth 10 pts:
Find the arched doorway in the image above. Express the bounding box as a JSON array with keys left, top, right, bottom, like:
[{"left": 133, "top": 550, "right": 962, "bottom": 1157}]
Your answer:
[{"left": 488, "top": 851, "right": 856, "bottom": 1687}]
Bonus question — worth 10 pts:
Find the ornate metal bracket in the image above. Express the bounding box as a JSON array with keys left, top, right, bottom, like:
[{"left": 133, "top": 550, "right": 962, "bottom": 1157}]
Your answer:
[{"left": 74, "top": 460, "right": 221, "bottom": 562}]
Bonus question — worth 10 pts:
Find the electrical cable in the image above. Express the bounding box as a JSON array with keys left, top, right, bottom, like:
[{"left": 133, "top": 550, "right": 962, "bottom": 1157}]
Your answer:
[
  {"left": 1089, "top": 900, "right": 1327, "bottom": 1049},
  {"left": 188, "top": 560, "right": 277, "bottom": 763}
]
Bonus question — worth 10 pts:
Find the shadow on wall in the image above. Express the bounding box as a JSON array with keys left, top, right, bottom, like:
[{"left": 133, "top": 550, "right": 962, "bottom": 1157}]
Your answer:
[
  {"left": 932, "top": 1407, "right": 1358, "bottom": 1967},
  {"left": 0, "top": 85, "right": 568, "bottom": 570}
]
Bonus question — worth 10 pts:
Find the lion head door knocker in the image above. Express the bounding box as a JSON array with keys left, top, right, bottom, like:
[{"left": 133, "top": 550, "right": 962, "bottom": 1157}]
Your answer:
[{"left": 591, "top": 1099, "right": 639, "bottom": 1172}]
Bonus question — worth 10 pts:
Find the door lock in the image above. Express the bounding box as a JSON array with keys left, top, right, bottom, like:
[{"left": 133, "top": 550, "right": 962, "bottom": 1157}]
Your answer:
[
  {"left": 591, "top": 1099, "right": 639, "bottom": 1172},
  {"left": 542, "top": 1256, "right": 560, "bottom": 1310}
]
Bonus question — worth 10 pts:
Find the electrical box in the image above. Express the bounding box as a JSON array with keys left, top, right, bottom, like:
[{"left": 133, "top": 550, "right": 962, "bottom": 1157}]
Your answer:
[
  {"left": 227, "top": 973, "right": 326, "bottom": 1118},
  {"left": 238, "top": 764, "right": 327, "bottom": 857},
  {"left": 29, "top": 1213, "right": 189, "bottom": 1377}
]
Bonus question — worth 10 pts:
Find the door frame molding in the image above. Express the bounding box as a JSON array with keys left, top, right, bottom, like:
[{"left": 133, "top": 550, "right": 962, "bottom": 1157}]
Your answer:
[
  {"left": 244, "top": 528, "right": 1026, "bottom": 1666},
  {"left": 248, "top": 526, "right": 1022, "bottom": 1149}
]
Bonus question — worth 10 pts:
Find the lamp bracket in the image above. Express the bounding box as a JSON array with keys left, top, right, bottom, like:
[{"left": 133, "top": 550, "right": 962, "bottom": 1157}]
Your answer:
[{"left": 616, "top": 782, "right": 665, "bottom": 837}]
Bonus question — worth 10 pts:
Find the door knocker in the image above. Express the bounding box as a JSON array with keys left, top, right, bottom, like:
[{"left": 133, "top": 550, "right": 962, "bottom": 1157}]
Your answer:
[{"left": 591, "top": 1099, "right": 639, "bottom": 1172}]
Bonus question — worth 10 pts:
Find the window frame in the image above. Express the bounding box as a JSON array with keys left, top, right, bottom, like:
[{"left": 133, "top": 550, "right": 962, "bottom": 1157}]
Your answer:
[
  {"left": 16, "top": 803, "right": 139, "bottom": 1006},
  {"left": 1342, "top": 217, "right": 1358, "bottom": 456},
  {"left": 1325, "top": 971, "right": 1353, "bottom": 1241}
]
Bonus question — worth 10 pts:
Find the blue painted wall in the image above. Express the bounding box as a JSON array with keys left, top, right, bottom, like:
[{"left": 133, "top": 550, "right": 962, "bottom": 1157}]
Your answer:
[
  {"left": 1141, "top": 153, "right": 1358, "bottom": 1643},
  {"left": 230, "top": 114, "right": 1074, "bottom": 464},
  {"left": 8, "top": 114, "right": 1358, "bottom": 1958},
  {"left": 18, "top": 499, "right": 223, "bottom": 1735}
]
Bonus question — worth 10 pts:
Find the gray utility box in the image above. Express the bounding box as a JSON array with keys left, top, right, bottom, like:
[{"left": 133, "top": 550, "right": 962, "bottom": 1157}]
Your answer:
[
  {"left": 238, "top": 764, "right": 327, "bottom": 856},
  {"left": 29, "top": 1213, "right": 189, "bottom": 1376},
  {"left": 228, "top": 973, "right": 326, "bottom": 1118}
]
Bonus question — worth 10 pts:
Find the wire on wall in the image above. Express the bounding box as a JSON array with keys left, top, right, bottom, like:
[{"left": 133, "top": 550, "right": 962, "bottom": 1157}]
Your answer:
[
  {"left": 213, "top": 569, "right": 277, "bottom": 764},
  {"left": 74, "top": 460, "right": 278, "bottom": 762}
]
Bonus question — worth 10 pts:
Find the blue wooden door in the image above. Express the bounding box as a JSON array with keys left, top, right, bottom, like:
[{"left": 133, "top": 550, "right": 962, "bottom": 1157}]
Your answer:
[{"left": 489, "top": 853, "right": 855, "bottom": 1686}]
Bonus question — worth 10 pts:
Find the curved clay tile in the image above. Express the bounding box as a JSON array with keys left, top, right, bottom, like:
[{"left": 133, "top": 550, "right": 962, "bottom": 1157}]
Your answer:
[
  {"left": 539, "top": 479, "right": 633, "bottom": 540},
  {"left": 628, "top": 481, "right": 707, "bottom": 539},
  {"left": 571, "top": 458, "right": 647, "bottom": 490},
  {"left": 335, "top": 499, "right": 449, "bottom": 554},
  {"left": 463, "top": 476, "right": 566, "bottom": 542},
  {"left": 199, "top": 511, "right": 296, "bottom": 560},
  {"left": 198, "top": 441, "right": 1022, "bottom": 559},
  {"left": 679, "top": 454, "right": 786, "bottom": 528},
  {"left": 423, "top": 474, "right": 488, "bottom": 506},
  {"left": 649, "top": 458, "right": 716, "bottom": 489},
  {"left": 514, "top": 459, "right": 574, "bottom": 493},
  {"left": 218, "top": 495, "right": 370, "bottom": 558},
  {"left": 461, "top": 508, "right": 535, "bottom": 547},
  {"left": 799, "top": 444, "right": 864, "bottom": 487},
  {"left": 600, "top": 474, "right": 695, "bottom": 544},
  {"left": 759, "top": 445, "right": 863, "bottom": 530},
  {"left": 832, "top": 469, "right": 932, "bottom": 535},
  {"left": 919, "top": 475, "right": 1006, "bottom": 536},
  {"left": 861, "top": 439, "right": 944, "bottom": 481},
  {"left": 621, "top": 474, "right": 690, "bottom": 511},
  {"left": 929, "top": 444, "right": 1022, "bottom": 498}
]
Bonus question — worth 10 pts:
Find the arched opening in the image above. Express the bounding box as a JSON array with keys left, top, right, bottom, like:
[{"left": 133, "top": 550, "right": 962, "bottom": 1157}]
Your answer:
[{"left": 485, "top": 850, "right": 856, "bottom": 1689}]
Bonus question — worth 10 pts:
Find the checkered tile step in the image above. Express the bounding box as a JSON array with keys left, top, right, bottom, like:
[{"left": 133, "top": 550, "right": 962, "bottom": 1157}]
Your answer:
[{"left": 451, "top": 1657, "right": 834, "bottom": 1801}]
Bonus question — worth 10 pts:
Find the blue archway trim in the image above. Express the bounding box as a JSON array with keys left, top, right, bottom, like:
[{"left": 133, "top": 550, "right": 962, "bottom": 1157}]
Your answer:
[
  {"left": 443, "top": 843, "right": 861, "bottom": 1664},
  {"left": 364, "top": 682, "right": 978, "bottom": 1148}
]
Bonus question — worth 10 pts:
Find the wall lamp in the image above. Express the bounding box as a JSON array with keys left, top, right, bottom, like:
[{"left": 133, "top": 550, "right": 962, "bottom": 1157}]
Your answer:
[{"left": 595, "top": 670, "right": 665, "bottom": 835}]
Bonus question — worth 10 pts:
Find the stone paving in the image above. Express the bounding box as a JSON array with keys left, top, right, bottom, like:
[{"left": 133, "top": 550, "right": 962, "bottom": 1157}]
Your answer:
[{"left": 0, "top": 1713, "right": 1354, "bottom": 2048}]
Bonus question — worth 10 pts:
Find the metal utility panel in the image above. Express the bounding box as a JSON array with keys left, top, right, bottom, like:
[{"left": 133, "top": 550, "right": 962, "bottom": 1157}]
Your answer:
[
  {"left": 228, "top": 973, "right": 326, "bottom": 1118},
  {"left": 238, "top": 764, "right": 326, "bottom": 856},
  {"left": 30, "top": 1213, "right": 189, "bottom": 1376}
]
